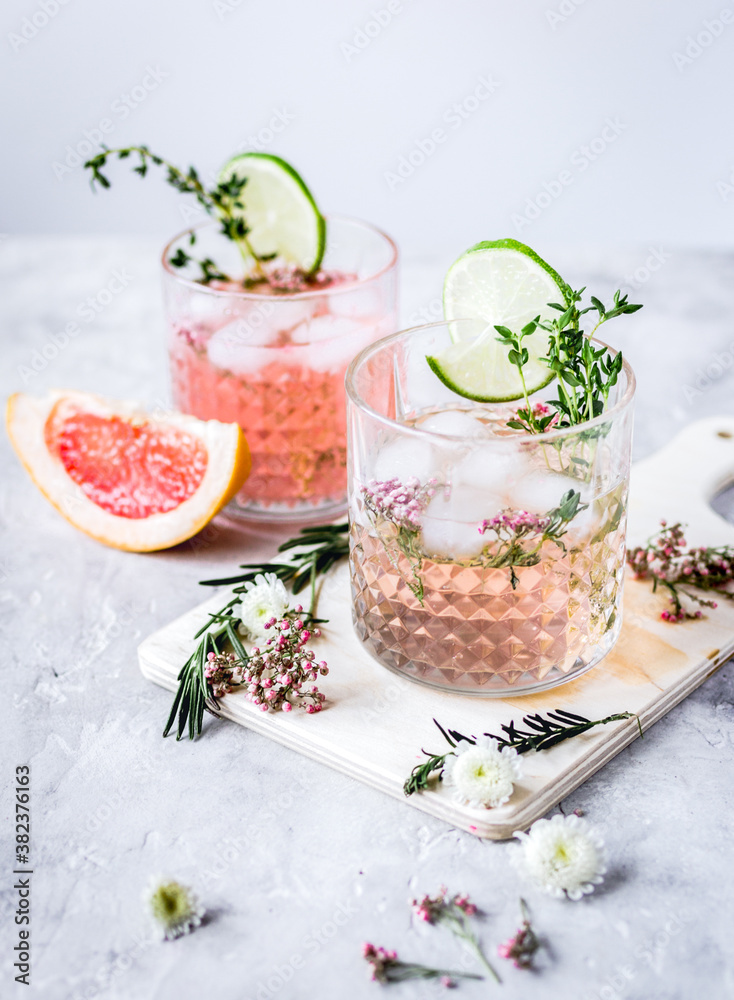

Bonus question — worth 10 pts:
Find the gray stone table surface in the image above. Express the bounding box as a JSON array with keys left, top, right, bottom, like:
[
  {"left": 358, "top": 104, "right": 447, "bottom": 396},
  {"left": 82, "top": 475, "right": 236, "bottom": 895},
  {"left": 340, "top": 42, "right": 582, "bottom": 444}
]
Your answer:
[{"left": 1, "top": 237, "right": 733, "bottom": 1000}]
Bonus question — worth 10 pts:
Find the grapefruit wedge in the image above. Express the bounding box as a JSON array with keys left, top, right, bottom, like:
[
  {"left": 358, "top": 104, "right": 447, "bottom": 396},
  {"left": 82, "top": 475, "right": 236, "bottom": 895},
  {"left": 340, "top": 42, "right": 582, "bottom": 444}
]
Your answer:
[{"left": 6, "top": 390, "right": 251, "bottom": 552}]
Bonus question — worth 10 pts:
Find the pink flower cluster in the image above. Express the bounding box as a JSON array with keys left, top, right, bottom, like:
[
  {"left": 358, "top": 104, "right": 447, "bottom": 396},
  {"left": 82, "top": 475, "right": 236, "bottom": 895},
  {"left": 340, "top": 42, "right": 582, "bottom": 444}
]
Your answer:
[
  {"left": 260, "top": 263, "right": 345, "bottom": 293},
  {"left": 362, "top": 477, "right": 437, "bottom": 531},
  {"left": 626, "top": 520, "right": 732, "bottom": 622},
  {"left": 205, "top": 650, "right": 243, "bottom": 699},
  {"left": 412, "top": 886, "right": 478, "bottom": 923},
  {"left": 497, "top": 920, "right": 540, "bottom": 970},
  {"left": 509, "top": 401, "right": 559, "bottom": 433},
  {"left": 361, "top": 944, "right": 457, "bottom": 987},
  {"left": 242, "top": 604, "right": 329, "bottom": 715},
  {"left": 362, "top": 943, "right": 398, "bottom": 983},
  {"left": 481, "top": 510, "right": 550, "bottom": 536},
  {"left": 241, "top": 607, "right": 328, "bottom": 713}
]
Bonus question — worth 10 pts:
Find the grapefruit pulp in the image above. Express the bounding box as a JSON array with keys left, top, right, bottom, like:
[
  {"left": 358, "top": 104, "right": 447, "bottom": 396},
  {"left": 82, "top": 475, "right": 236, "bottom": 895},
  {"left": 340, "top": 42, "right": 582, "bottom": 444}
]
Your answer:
[{"left": 6, "top": 390, "right": 251, "bottom": 551}]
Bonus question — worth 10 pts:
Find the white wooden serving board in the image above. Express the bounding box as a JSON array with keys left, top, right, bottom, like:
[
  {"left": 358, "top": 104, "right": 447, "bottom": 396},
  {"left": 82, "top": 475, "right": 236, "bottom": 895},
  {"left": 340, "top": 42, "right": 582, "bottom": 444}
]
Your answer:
[{"left": 139, "top": 417, "right": 734, "bottom": 839}]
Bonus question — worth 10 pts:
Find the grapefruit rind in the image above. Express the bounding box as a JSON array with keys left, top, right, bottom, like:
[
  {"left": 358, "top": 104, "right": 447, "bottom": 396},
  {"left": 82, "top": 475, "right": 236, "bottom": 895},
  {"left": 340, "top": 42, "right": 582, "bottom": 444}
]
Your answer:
[{"left": 6, "top": 390, "right": 251, "bottom": 552}]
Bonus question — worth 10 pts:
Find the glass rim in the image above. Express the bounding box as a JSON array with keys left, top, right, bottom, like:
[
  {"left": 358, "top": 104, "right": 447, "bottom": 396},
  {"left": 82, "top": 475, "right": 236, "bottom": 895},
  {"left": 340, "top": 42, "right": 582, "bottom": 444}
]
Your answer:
[
  {"left": 345, "top": 319, "right": 637, "bottom": 444},
  {"left": 160, "top": 214, "right": 398, "bottom": 300}
]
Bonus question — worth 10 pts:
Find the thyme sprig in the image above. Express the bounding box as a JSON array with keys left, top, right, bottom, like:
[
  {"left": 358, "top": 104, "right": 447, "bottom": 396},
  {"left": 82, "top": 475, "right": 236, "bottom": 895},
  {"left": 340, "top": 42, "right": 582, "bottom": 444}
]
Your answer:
[
  {"left": 480, "top": 488, "right": 587, "bottom": 589},
  {"left": 403, "top": 710, "right": 640, "bottom": 796},
  {"left": 163, "top": 523, "right": 349, "bottom": 741},
  {"left": 84, "top": 144, "right": 273, "bottom": 284},
  {"left": 497, "top": 287, "right": 641, "bottom": 432}
]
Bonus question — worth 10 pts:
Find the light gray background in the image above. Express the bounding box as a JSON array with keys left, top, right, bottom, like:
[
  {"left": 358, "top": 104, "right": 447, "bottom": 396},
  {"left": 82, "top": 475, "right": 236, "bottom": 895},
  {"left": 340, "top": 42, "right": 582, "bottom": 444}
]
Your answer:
[
  {"left": 2, "top": 3, "right": 734, "bottom": 1000},
  {"left": 1, "top": 0, "right": 732, "bottom": 257}
]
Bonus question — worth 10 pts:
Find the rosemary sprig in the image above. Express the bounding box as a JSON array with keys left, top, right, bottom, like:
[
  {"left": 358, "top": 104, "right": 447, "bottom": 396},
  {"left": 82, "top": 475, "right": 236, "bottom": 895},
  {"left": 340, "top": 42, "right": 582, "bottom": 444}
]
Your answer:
[
  {"left": 84, "top": 144, "right": 271, "bottom": 283},
  {"left": 164, "top": 523, "right": 349, "bottom": 740},
  {"left": 403, "top": 710, "right": 641, "bottom": 795},
  {"left": 200, "top": 522, "right": 350, "bottom": 614}
]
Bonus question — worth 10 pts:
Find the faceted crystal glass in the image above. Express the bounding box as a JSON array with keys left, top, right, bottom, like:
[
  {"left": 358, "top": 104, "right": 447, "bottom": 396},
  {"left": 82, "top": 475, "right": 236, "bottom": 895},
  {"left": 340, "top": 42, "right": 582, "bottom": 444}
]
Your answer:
[
  {"left": 346, "top": 320, "right": 636, "bottom": 696},
  {"left": 163, "top": 217, "right": 398, "bottom": 522}
]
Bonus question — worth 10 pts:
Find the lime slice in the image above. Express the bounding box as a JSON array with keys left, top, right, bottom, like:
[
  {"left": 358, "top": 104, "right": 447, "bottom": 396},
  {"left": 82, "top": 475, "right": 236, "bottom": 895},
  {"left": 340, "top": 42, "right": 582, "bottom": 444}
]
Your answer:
[
  {"left": 429, "top": 239, "right": 569, "bottom": 402},
  {"left": 218, "top": 153, "right": 326, "bottom": 274}
]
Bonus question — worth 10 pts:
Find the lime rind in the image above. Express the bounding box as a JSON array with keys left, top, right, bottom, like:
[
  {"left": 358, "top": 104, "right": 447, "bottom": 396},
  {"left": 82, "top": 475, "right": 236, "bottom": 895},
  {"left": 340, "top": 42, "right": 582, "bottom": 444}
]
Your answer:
[
  {"left": 426, "top": 344, "right": 556, "bottom": 404},
  {"left": 218, "top": 152, "right": 326, "bottom": 274},
  {"left": 459, "top": 238, "right": 571, "bottom": 303},
  {"left": 437, "top": 239, "right": 568, "bottom": 401}
]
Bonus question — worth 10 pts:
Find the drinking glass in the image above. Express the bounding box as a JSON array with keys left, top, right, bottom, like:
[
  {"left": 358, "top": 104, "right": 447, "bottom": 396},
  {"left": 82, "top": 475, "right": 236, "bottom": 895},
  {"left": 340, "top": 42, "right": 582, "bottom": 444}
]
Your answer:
[
  {"left": 347, "top": 320, "right": 636, "bottom": 695},
  {"left": 163, "top": 217, "right": 398, "bottom": 521}
]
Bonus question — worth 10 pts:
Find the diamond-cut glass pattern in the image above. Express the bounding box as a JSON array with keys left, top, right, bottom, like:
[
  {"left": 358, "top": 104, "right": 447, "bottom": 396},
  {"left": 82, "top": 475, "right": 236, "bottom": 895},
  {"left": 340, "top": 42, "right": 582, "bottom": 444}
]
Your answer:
[{"left": 350, "top": 492, "right": 626, "bottom": 695}]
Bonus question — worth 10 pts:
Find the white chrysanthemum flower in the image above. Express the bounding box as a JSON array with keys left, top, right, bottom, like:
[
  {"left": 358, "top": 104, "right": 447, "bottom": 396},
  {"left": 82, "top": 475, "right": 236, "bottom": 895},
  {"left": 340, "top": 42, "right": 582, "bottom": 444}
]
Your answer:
[
  {"left": 512, "top": 813, "right": 607, "bottom": 901},
  {"left": 236, "top": 572, "right": 289, "bottom": 640},
  {"left": 443, "top": 737, "right": 522, "bottom": 808},
  {"left": 144, "top": 876, "right": 204, "bottom": 940}
]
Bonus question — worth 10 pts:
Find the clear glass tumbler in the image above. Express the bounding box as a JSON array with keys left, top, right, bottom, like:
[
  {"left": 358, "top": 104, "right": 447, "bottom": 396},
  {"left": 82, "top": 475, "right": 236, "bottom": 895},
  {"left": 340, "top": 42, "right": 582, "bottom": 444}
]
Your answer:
[
  {"left": 163, "top": 217, "right": 398, "bottom": 521},
  {"left": 346, "top": 320, "right": 636, "bottom": 696}
]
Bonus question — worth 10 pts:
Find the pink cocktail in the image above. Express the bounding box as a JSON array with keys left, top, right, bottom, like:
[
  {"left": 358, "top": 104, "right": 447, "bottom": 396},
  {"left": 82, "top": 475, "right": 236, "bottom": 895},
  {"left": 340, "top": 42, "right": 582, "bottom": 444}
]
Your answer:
[
  {"left": 163, "top": 217, "right": 398, "bottom": 520},
  {"left": 346, "top": 321, "right": 635, "bottom": 696}
]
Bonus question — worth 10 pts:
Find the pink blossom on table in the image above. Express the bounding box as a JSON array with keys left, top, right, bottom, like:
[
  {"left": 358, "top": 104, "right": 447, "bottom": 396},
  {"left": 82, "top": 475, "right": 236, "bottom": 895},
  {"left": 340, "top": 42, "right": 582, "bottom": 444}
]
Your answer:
[
  {"left": 361, "top": 943, "right": 473, "bottom": 986},
  {"left": 362, "top": 943, "right": 399, "bottom": 983},
  {"left": 497, "top": 902, "right": 541, "bottom": 970},
  {"left": 362, "top": 476, "right": 438, "bottom": 531},
  {"left": 453, "top": 894, "right": 477, "bottom": 917},
  {"left": 411, "top": 886, "right": 448, "bottom": 923},
  {"left": 411, "top": 886, "right": 478, "bottom": 923},
  {"left": 627, "top": 519, "right": 732, "bottom": 622},
  {"left": 410, "top": 887, "right": 500, "bottom": 984}
]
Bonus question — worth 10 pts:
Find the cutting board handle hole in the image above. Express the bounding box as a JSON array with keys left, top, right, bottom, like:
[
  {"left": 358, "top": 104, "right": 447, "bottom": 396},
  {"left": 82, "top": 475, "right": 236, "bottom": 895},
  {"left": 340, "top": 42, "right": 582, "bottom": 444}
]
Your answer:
[{"left": 710, "top": 481, "right": 734, "bottom": 525}]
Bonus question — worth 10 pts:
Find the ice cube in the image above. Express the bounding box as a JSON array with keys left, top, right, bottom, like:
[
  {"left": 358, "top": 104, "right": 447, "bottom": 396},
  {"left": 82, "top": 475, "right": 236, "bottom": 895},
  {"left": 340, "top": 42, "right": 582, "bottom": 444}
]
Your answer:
[
  {"left": 452, "top": 442, "right": 524, "bottom": 495},
  {"left": 290, "top": 313, "right": 364, "bottom": 344},
  {"left": 417, "top": 410, "right": 486, "bottom": 438},
  {"left": 211, "top": 312, "right": 279, "bottom": 349},
  {"left": 507, "top": 469, "right": 581, "bottom": 516},
  {"left": 268, "top": 296, "right": 319, "bottom": 332},
  {"left": 206, "top": 327, "right": 275, "bottom": 374},
  {"left": 372, "top": 436, "right": 436, "bottom": 484},
  {"left": 420, "top": 487, "right": 494, "bottom": 561},
  {"left": 329, "top": 284, "right": 383, "bottom": 319},
  {"left": 290, "top": 314, "right": 375, "bottom": 372}
]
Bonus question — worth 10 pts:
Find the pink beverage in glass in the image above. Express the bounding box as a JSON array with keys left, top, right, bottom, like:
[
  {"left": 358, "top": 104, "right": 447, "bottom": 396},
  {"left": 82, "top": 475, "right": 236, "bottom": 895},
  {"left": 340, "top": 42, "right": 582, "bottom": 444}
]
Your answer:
[
  {"left": 163, "top": 217, "right": 398, "bottom": 521},
  {"left": 346, "top": 321, "right": 636, "bottom": 697}
]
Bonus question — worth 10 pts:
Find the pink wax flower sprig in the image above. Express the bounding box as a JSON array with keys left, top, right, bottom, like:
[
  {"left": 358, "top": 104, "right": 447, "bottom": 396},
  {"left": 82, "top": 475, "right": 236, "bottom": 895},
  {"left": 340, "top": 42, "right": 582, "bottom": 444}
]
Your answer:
[
  {"left": 362, "top": 943, "right": 482, "bottom": 987},
  {"left": 242, "top": 609, "right": 327, "bottom": 714},
  {"left": 204, "top": 650, "right": 242, "bottom": 698},
  {"left": 411, "top": 887, "right": 501, "bottom": 984},
  {"left": 497, "top": 899, "right": 541, "bottom": 970},
  {"left": 479, "top": 488, "right": 587, "bottom": 590},
  {"left": 165, "top": 524, "right": 349, "bottom": 741},
  {"left": 361, "top": 476, "right": 438, "bottom": 603},
  {"left": 204, "top": 607, "right": 327, "bottom": 715},
  {"left": 626, "top": 519, "right": 734, "bottom": 622},
  {"left": 361, "top": 476, "right": 438, "bottom": 531}
]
